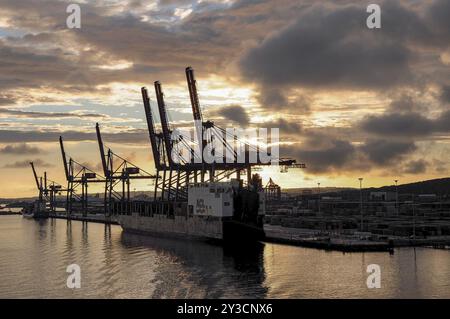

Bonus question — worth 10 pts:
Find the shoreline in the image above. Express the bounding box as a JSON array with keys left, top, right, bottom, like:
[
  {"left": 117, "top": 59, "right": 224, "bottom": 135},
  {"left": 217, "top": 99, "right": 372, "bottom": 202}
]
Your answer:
[{"left": 5, "top": 213, "right": 450, "bottom": 252}]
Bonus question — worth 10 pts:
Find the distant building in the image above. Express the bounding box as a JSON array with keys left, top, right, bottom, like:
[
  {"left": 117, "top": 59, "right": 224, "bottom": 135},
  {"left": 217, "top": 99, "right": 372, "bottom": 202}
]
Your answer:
[
  {"left": 418, "top": 194, "right": 437, "bottom": 202},
  {"left": 369, "top": 192, "right": 396, "bottom": 201}
]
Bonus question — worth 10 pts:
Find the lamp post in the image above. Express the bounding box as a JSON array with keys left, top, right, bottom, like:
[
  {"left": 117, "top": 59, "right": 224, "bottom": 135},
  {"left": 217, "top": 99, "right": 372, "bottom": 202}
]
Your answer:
[
  {"left": 318, "top": 182, "right": 321, "bottom": 215},
  {"left": 395, "top": 180, "right": 399, "bottom": 216},
  {"left": 412, "top": 194, "right": 416, "bottom": 240},
  {"left": 359, "top": 178, "right": 363, "bottom": 232}
]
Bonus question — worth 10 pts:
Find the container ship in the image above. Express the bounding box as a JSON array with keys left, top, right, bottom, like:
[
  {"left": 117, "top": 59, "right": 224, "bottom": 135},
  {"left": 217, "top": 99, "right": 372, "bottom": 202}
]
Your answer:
[{"left": 115, "top": 179, "right": 266, "bottom": 243}]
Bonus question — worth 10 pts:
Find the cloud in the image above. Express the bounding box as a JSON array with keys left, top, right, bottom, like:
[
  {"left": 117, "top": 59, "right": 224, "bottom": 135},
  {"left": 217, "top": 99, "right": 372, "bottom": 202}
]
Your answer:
[
  {"left": 0, "top": 108, "right": 108, "bottom": 119},
  {"left": 3, "top": 158, "right": 53, "bottom": 169},
  {"left": 280, "top": 133, "right": 421, "bottom": 174},
  {"left": 361, "top": 110, "right": 450, "bottom": 137},
  {"left": 388, "top": 94, "right": 428, "bottom": 113},
  {"left": 80, "top": 161, "right": 104, "bottom": 173},
  {"left": 403, "top": 159, "right": 427, "bottom": 174},
  {"left": 0, "top": 95, "right": 16, "bottom": 106},
  {"left": 0, "top": 129, "right": 148, "bottom": 144},
  {"left": 0, "top": 143, "right": 42, "bottom": 155},
  {"left": 256, "top": 88, "right": 311, "bottom": 113},
  {"left": 240, "top": 3, "right": 414, "bottom": 90},
  {"left": 432, "top": 158, "right": 447, "bottom": 174},
  {"left": 360, "top": 139, "right": 417, "bottom": 165},
  {"left": 211, "top": 105, "right": 250, "bottom": 126},
  {"left": 440, "top": 85, "right": 450, "bottom": 104},
  {"left": 263, "top": 118, "right": 302, "bottom": 134},
  {"left": 361, "top": 113, "right": 434, "bottom": 137},
  {"left": 282, "top": 135, "right": 356, "bottom": 173}
]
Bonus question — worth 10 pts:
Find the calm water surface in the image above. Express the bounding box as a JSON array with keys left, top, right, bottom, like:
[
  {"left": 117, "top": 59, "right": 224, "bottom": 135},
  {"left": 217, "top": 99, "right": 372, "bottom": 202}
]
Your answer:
[{"left": 0, "top": 215, "right": 449, "bottom": 298}]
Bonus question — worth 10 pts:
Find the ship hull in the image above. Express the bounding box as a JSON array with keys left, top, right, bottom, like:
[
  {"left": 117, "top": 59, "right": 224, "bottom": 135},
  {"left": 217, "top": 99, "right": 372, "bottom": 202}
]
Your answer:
[
  {"left": 22, "top": 212, "right": 49, "bottom": 219},
  {"left": 118, "top": 213, "right": 265, "bottom": 243}
]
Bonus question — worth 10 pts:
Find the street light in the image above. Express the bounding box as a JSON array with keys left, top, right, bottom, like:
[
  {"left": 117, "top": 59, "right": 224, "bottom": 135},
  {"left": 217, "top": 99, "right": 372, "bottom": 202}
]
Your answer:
[
  {"left": 395, "top": 180, "right": 399, "bottom": 216},
  {"left": 359, "top": 178, "right": 363, "bottom": 232},
  {"left": 413, "top": 201, "right": 416, "bottom": 240},
  {"left": 318, "top": 182, "right": 321, "bottom": 214}
]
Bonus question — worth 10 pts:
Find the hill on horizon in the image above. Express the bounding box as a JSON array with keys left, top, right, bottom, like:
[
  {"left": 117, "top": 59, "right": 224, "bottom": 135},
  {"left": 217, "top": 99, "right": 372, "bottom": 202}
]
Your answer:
[
  {"left": 284, "top": 177, "right": 450, "bottom": 196},
  {"left": 2, "top": 177, "right": 450, "bottom": 202}
]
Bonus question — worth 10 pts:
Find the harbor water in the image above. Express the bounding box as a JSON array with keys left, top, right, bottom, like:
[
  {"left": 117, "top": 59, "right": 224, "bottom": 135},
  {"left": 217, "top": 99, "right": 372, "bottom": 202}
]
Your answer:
[{"left": 0, "top": 215, "right": 449, "bottom": 298}]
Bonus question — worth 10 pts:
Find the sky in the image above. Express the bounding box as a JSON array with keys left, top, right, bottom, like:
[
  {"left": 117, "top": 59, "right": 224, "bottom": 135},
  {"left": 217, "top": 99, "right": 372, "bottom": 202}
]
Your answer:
[{"left": 0, "top": 0, "right": 450, "bottom": 198}]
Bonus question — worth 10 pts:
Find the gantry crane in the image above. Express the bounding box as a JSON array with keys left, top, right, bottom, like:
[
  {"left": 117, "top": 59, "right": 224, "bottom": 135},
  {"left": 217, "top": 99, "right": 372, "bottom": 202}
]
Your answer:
[
  {"left": 96, "top": 123, "right": 158, "bottom": 215},
  {"left": 59, "top": 136, "right": 104, "bottom": 216},
  {"left": 30, "top": 162, "right": 65, "bottom": 212}
]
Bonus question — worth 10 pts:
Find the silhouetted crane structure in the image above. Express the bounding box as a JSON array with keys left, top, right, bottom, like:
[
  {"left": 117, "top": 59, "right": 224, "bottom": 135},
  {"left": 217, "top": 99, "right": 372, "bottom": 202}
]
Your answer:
[
  {"left": 59, "top": 136, "right": 104, "bottom": 216},
  {"left": 95, "top": 123, "right": 158, "bottom": 215},
  {"left": 141, "top": 67, "right": 305, "bottom": 201},
  {"left": 29, "top": 66, "right": 303, "bottom": 217},
  {"left": 264, "top": 178, "right": 281, "bottom": 202},
  {"left": 29, "top": 162, "right": 65, "bottom": 212}
]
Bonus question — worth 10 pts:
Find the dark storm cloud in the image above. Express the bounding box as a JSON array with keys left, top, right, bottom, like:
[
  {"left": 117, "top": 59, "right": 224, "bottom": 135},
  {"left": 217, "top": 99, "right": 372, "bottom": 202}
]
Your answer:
[
  {"left": 360, "top": 139, "right": 417, "bottom": 165},
  {"left": 427, "top": 0, "right": 450, "bottom": 43},
  {"left": 240, "top": 3, "right": 413, "bottom": 90},
  {"left": 361, "top": 113, "right": 434, "bottom": 137},
  {"left": 361, "top": 110, "right": 450, "bottom": 137},
  {"left": 3, "top": 158, "right": 52, "bottom": 169},
  {"left": 282, "top": 135, "right": 356, "bottom": 173},
  {"left": 0, "top": 143, "right": 42, "bottom": 155},
  {"left": 403, "top": 159, "right": 427, "bottom": 174},
  {"left": 257, "top": 88, "right": 288, "bottom": 108},
  {"left": 238, "top": 0, "right": 450, "bottom": 120},
  {"left": 212, "top": 105, "right": 250, "bottom": 126},
  {"left": 257, "top": 88, "right": 311, "bottom": 113},
  {"left": 388, "top": 94, "right": 427, "bottom": 113},
  {"left": 280, "top": 132, "right": 420, "bottom": 174},
  {"left": 440, "top": 86, "right": 450, "bottom": 104},
  {"left": 263, "top": 119, "right": 302, "bottom": 134}
]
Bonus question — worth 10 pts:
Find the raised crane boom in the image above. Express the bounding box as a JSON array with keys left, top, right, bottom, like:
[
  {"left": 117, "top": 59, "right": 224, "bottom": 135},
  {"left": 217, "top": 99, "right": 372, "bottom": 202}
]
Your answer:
[
  {"left": 59, "top": 136, "right": 69, "bottom": 181},
  {"left": 154, "top": 81, "right": 173, "bottom": 166},
  {"left": 95, "top": 123, "right": 109, "bottom": 177},
  {"left": 186, "top": 66, "right": 203, "bottom": 122},
  {"left": 142, "top": 87, "right": 162, "bottom": 170},
  {"left": 30, "top": 161, "right": 41, "bottom": 192}
]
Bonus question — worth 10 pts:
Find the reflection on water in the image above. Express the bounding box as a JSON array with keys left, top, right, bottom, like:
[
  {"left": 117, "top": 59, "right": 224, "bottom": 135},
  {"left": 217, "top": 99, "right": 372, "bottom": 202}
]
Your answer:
[
  {"left": 0, "top": 215, "right": 449, "bottom": 298},
  {"left": 120, "top": 232, "right": 267, "bottom": 298}
]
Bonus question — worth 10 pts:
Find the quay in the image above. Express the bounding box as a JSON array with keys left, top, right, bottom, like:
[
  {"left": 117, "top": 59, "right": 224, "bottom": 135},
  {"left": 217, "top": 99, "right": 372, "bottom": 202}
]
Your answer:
[
  {"left": 48, "top": 212, "right": 119, "bottom": 225},
  {"left": 0, "top": 211, "right": 21, "bottom": 216},
  {"left": 264, "top": 224, "right": 450, "bottom": 252},
  {"left": 15, "top": 211, "right": 449, "bottom": 252}
]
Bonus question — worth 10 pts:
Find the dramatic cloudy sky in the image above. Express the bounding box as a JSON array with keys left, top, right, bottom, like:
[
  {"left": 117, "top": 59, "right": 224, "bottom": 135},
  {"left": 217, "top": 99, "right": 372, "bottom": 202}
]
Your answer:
[{"left": 0, "top": 0, "right": 449, "bottom": 198}]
